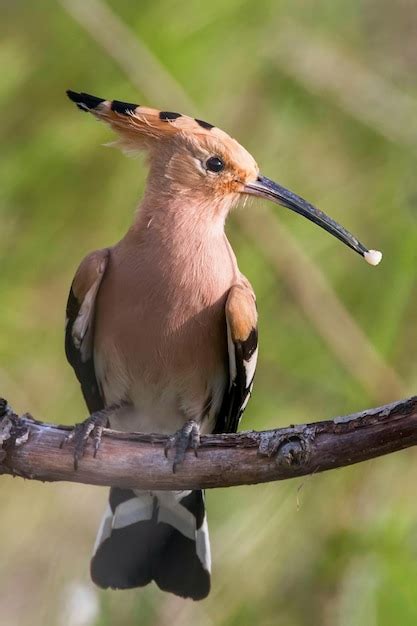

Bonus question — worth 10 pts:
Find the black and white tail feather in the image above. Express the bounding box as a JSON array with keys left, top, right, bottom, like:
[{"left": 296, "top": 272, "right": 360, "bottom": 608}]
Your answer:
[{"left": 91, "top": 488, "right": 211, "bottom": 600}]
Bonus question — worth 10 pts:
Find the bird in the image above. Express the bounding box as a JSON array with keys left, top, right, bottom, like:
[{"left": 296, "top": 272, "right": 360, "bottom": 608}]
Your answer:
[{"left": 64, "top": 89, "right": 382, "bottom": 601}]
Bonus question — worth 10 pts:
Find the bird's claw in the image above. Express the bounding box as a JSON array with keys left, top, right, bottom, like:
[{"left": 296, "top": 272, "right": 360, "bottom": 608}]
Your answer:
[
  {"left": 164, "top": 419, "right": 200, "bottom": 473},
  {"left": 61, "top": 410, "right": 109, "bottom": 470}
]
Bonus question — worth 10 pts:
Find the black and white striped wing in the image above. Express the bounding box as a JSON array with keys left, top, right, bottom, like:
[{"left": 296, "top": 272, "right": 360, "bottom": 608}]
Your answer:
[
  {"left": 214, "top": 283, "right": 258, "bottom": 434},
  {"left": 65, "top": 248, "right": 109, "bottom": 414}
]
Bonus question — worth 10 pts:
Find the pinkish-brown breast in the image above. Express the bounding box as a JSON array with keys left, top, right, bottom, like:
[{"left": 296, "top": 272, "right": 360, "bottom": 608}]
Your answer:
[{"left": 93, "top": 225, "right": 238, "bottom": 434}]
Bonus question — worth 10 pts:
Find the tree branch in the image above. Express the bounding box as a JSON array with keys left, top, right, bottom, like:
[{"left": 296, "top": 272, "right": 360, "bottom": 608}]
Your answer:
[{"left": 1, "top": 396, "right": 417, "bottom": 490}]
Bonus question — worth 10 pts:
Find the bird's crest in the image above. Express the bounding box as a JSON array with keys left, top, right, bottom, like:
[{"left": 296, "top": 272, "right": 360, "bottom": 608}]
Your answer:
[
  {"left": 66, "top": 90, "right": 259, "bottom": 198},
  {"left": 67, "top": 90, "right": 230, "bottom": 150}
]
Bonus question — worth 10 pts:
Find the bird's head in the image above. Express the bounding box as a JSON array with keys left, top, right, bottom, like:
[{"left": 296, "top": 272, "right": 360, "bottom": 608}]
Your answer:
[{"left": 67, "top": 90, "right": 381, "bottom": 265}]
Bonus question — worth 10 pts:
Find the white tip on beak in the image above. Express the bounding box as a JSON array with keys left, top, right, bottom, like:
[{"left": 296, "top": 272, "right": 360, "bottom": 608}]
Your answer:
[{"left": 364, "top": 249, "right": 382, "bottom": 266}]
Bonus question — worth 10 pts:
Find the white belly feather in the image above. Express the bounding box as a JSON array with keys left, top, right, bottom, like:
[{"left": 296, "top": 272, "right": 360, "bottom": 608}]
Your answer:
[{"left": 94, "top": 344, "right": 227, "bottom": 436}]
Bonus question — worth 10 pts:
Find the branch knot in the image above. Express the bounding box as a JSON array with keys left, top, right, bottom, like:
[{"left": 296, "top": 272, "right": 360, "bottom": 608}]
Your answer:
[
  {"left": 275, "top": 438, "right": 309, "bottom": 467},
  {"left": 0, "top": 400, "right": 31, "bottom": 462},
  {"left": 257, "top": 427, "right": 312, "bottom": 467}
]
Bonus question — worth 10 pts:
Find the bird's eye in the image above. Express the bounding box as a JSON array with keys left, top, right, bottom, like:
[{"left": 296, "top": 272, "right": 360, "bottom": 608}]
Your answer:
[{"left": 206, "top": 156, "right": 224, "bottom": 173}]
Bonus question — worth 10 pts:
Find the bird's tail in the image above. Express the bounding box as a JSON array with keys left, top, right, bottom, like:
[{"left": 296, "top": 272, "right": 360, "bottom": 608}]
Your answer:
[{"left": 90, "top": 487, "right": 211, "bottom": 600}]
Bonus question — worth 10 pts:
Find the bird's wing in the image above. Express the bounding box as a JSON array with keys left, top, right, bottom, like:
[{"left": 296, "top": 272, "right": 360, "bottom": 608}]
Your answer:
[
  {"left": 214, "top": 281, "right": 258, "bottom": 434},
  {"left": 65, "top": 248, "right": 110, "bottom": 414}
]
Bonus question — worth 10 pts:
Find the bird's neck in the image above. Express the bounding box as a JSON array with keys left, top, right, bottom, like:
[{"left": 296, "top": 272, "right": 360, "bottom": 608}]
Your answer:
[
  {"left": 131, "top": 190, "right": 228, "bottom": 251},
  {"left": 122, "top": 191, "right": 238, "bottom": 290}
]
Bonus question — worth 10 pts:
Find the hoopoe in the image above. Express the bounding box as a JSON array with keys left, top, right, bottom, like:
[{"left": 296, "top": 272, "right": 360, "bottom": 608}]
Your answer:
[{"left": 65, "top": 90, "right": 382, "bottom": 600}]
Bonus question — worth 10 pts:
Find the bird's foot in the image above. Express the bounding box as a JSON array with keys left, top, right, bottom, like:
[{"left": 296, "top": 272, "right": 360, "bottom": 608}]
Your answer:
[
  {"left": 0, "top": 399, "right": 31, "bottom": 452},
  {"left": 165, "top": 419, "right": 200, "bottom": 473},
  {"left": 61, "top": 408, "right": 110, "bottom": 470}
]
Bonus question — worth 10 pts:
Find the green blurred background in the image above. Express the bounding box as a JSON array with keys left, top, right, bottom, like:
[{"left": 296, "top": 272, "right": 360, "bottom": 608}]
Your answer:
[{"left": 2, "top": 1, "right": 417, "bottom": 624}]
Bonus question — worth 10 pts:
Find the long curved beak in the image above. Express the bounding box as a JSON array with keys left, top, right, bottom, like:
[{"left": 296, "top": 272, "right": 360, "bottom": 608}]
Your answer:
[{"left": 244, "top": 175, "right": 382, "bottom": 266}]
